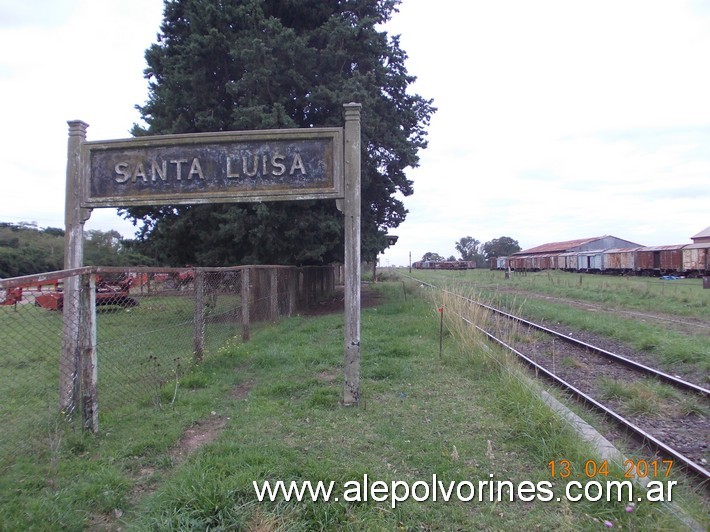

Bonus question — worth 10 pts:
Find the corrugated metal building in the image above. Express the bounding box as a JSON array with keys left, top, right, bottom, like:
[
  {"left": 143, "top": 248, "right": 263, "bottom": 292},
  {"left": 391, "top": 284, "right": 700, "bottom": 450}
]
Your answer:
[
  {"left": 690, "top": 225, "right": 710, "bottom": 244},
  {"left": 508, "top": 236, "right": 644, "bottom": 272}
]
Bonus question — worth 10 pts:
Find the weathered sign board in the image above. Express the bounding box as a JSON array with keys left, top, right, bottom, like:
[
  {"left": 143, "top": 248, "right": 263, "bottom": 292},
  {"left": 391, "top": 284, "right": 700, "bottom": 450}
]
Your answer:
[
  {"left": 82, "top": 128, "right": 343, "bottom": 207},
  {"left": 62, "top": 104, "right": 362, "bottom": 432}
]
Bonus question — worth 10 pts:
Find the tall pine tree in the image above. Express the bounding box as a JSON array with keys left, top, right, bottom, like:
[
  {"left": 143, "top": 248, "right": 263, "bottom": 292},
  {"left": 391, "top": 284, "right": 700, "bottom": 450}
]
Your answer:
[{"left": 125, "top": 0, "right": 434, "bottom": 266}]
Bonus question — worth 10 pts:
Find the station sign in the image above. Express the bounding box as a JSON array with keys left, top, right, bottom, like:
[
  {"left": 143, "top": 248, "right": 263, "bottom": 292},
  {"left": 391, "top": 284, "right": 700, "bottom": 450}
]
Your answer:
[{"left": 81, "top": 128, "right": 343, "bottom": 208}]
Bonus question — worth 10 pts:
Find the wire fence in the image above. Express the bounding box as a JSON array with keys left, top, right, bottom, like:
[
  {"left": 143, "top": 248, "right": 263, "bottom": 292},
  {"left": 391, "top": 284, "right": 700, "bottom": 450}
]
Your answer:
[{"left": 0, "top": 264, "right": 338, "bottom": 467}]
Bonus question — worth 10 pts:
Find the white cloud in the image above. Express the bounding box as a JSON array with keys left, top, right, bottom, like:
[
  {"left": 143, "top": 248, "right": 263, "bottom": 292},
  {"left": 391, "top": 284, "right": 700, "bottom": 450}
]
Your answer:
[
  {"left": 1, "top": 1, "right": 709, "bottom": 267},
  {"left": 381, "top": 0, "right": 710, "bottom": 265},
  {"left": 0, "top": 0, "right": 163, "bottom": 235}
]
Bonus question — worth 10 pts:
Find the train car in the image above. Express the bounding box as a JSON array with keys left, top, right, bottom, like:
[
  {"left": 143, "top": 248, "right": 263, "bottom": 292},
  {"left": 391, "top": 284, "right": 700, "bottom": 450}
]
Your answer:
[
  {"left": 488, "top": 258, "right": 503, "bottom": 270},
  {"left": 576, "top": 251, "right": 604, "bottom": 272},
  {"left": 493, "top": 233, "right": 709, "bottom": 277},
  {"left": 636, "top": 245, "right": 684, "bottom": 276},
  {"left": 413, "top": 260, "right": 472, "bottom": 270},
  {"left": 558, "top": 252, "right": 578, "bottom": 271},
  {"left": 438, "top": 261, "right": 467, "bottom": 270},
  {"left": 515, "top": 255, "right": 534, "bottom": 271},
  {"left": 532, "top": 255, "right": 545, "bottom": 270},
  {"left": 602, "top": 248, "right": 639, "bottom": 274},
  {"left": 547, "top": 253, "right": 560, "bottom": 270},
  {"left": 681, "top": 243, "right": 710, "bottom": 277}
]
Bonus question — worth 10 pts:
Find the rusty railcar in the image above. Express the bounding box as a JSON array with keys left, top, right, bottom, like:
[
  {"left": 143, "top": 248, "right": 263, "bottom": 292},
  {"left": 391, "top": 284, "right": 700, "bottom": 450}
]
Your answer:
[
  {"left": 512, "top": 255, "right": 534, "bottom": 271},
  {"left": 558, "top": 252, "right": 578, "bottom": 271},
  {"left": 530, "top": 255, "right": 545, "bottom": 270},
  {"left": 682, "top": 243, "right": 710, "bottom": 276},
  {"left": 531, "top": 254, "right": 554, "bottom": 270},
  {"left": 413, "top": 260, "right": 473, "bottom": 270},
  {"left": 636, "top": 245, "right": 684, "bottom": 275},
  {"left": 602, "top": 248, "right": 639, "bottom": 274}
]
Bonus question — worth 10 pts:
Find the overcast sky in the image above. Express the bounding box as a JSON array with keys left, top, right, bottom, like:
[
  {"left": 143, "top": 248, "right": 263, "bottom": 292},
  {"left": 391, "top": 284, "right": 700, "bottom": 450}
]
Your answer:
[{"left": 2, "top": 0, "right": 709, "bottom": 267}]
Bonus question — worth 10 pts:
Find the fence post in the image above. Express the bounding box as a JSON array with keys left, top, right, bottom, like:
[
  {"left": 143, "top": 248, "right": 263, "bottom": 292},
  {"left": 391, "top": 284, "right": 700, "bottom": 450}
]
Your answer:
[
  {"left": 80, "top": 272, "right": 98, "bottom": 432},
  {"left": 270, "top": 268, "right": 279, "bottom": 322},
  {"left": 242, "top": 268, "right": 251, "bottom": 341},
  {"left": 193, "top": 270, "right": 205, "bottom": 362},
  {"left": 309, "top": 268, "right": 316, "bottom": 305},
  {"left": 288, "top": 269, "right": 297, "bottom": 316},
  {"left": 296, "top": 269, "right": 304, "bottom": 308}
]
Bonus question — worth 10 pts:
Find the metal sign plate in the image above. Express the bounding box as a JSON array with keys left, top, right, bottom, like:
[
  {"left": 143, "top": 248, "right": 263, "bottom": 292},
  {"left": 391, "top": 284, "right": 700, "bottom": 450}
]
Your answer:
[{"left": 81, "top": 128, "right": 343, "bottom": 207}]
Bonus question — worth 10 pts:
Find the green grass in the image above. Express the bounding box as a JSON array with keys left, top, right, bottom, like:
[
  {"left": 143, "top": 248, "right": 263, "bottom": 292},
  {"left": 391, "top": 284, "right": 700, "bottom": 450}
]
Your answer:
[
  {"left": 598, "top": 376, "right": 708, "bottom": 418},
  {"left": 0, "top": 292, "right": 242, "bottom": 463},
  {"left": 411, "top": 268, "right": 710, "bottom": 317},
  {"left": 407, "top": 268, "right": 710, "bottom": 376},
  {"left": 503, "top": 297, "right": 709, "bottom": 371},
  {"left": 0, "top": 282, "right": 706, "bottom": 529}
]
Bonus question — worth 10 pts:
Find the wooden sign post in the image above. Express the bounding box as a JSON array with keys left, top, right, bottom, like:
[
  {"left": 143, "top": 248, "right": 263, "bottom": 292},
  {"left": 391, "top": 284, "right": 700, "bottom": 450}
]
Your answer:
[
  {"left": 63, "top": 104, "right": 363, "bottom": 429},
  {"left": 342, "top": 103, "right": 361, "bottom": 405}
]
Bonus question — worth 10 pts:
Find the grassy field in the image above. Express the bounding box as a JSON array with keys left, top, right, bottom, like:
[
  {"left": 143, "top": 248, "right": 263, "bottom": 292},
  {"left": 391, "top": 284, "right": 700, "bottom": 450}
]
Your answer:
[
  {"left": 442, "top": 268, "right": 710, "bottom": 316},
  {"left": 407, "top": 268, "right": 710, "bottom": 378},
  {"left": 0, "top": 279, "right": 707, "bottom": 529},
  {"left": 0, "top": 292, "right": 241, "bottom": 463}
]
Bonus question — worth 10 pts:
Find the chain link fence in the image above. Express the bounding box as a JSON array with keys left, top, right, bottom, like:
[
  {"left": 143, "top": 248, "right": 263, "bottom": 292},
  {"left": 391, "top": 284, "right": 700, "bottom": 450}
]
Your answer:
[{"left": 0, "top": 264, "right": 338, "bottom": 467}]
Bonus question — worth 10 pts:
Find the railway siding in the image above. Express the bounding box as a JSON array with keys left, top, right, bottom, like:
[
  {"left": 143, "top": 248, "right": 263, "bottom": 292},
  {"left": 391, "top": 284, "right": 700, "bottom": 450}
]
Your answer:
[{"left": 404, "top": 271, "right": 709, "bottom": 488}]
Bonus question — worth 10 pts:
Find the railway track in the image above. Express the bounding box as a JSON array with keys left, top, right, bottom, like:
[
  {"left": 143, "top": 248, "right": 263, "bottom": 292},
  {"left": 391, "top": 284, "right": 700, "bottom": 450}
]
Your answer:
[
  {"left": 403, "top": 274, "right": 710, "bottom": 486},
  {"left": 468, "top": 297, "right": 709, "bottom": 398}
]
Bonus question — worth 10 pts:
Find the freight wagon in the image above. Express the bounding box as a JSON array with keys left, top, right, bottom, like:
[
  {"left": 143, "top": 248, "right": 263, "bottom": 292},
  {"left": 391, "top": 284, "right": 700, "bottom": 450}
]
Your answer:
[
  {"left": 492, "top": 243, "right": 710, "bottom": 277},
  {"left": 412, "top": 260, "right": 475, "bottom": 270}
]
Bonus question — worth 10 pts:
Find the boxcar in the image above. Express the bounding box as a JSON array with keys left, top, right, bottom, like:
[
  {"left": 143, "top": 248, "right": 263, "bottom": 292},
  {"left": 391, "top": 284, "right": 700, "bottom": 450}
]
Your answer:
[
  {"left": 636, "top": 245, "right": 684, "bottom": 275},
  {"left": 543, "top": 254, "right": 560, "bottom": 270},
  {"left": 531, "top": 255, "right": 545, "bottom": 270},
  {"left": 557, "top": 252, "right": 577, "bottom": 271},
  {"left": 602, "top": 248, "right": 638, "bottom": 274},
  {"left": 577, "top": 251, "right": 604, "bottom": 271},
  {"left": 682, "top": 243, "right": 710, "bottom": 276}
]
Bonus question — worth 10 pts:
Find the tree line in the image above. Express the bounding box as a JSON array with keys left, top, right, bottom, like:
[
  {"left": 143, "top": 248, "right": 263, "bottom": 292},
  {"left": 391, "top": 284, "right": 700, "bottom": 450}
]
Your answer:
[
  {"left": 421, "top": 236, "right": 521, "bottom": 267},
  {"left": 0, "top": 222, "right": 154, "bottom": 278}
]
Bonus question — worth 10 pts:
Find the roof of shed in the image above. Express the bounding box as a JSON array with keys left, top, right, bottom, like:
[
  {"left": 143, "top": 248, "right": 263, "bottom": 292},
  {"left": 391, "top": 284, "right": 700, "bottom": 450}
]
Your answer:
[
  {"left": 691, "top": 225, "right": 710, "bottom": 240},
  {"left": 639, "top": 244, "right": 686, "bottom": 251},
  {"left": 604, "top": 247, "right": 643, "bottom": 253},
  {"left": 514, "top": 236, "right": 607, "bottom": 255}
]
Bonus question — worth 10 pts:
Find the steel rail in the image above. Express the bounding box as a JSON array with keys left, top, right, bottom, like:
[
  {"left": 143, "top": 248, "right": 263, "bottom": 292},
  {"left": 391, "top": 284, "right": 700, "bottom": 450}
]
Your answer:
[
  {"left": 403, "top": 274, "right": 710, "bottom": 482},
  {"left": 457, "top": 312, "right": 710, "bottom": 483},
  {"left": 402, "top": 274, "right": 709, "bottom": 397},
  {"left": 449, "top": 290, "right": 710, "bottom": 399}
]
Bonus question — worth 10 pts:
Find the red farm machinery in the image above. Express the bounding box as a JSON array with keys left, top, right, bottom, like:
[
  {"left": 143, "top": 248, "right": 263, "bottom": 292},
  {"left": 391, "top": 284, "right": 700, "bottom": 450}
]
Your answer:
[{"left": 1, "top": 275, "right": 138, "bottom": 310}]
